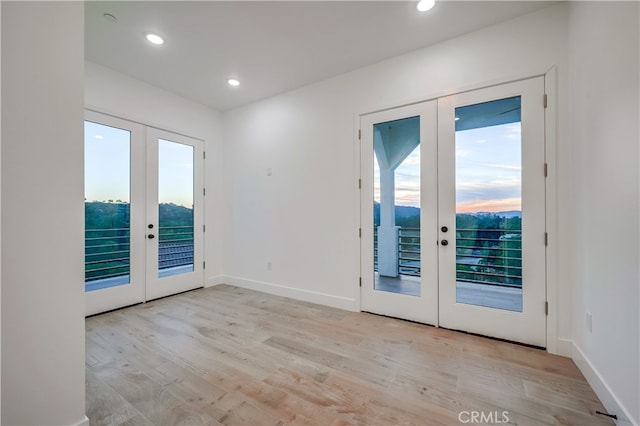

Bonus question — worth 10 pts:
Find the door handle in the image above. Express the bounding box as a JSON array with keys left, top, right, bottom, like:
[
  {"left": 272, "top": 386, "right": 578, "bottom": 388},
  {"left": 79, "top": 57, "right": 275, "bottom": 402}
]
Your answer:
[
  {"left": 441, "top": 239, "right": 448, "bottom": 246},
  {"left": 147, "top": 234, "right": 155, "bottom": 239}
]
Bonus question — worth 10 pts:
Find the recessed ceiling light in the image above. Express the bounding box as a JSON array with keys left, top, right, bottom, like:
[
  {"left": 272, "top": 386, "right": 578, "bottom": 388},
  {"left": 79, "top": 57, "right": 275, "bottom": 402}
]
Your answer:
[
  {"left": 95, "top": 135, "right": 104, "bottom": 139},
  {"left": 146, "top": 33, "right": 164, "bottom": 45},
  {"left": 227, "top": 79, "right": 240, "bottom": 87},
  {"left": 455, "top": 117, "right": 460, "bottom": 121},
  {"left": 417, "top": 0, "right": 435, "bottom": 12}
]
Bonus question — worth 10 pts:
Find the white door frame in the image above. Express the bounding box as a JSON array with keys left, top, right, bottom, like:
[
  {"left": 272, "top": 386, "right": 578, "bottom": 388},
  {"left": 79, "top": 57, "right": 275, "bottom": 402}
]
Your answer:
[{"left": 358, "top": 72, "right": 554, "bottom": 349}]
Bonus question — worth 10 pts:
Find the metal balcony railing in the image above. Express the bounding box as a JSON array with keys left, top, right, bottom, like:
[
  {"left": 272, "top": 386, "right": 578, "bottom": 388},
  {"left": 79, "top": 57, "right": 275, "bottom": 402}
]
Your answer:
[
  {"left": 85, "top": 227, "right": 131, "bottom": 282},
  {"left": 373, "top": 226, "right": 522, "bottom": 288},
  {"left": 399, "top": 227, "right": 420, "bottom": 276},
  {"left": 85, "top": 226, "right": 194, "bottom": 282},
  {"left": 158, "top": 225, "right": 194, "bottom": 270}
]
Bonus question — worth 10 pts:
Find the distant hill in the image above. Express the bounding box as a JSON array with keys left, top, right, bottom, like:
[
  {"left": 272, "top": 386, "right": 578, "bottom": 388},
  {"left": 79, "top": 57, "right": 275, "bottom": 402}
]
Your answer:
[
  {"left": 473, "top": 210, "right": 522, "bottom": 218},
  {"left": 374, "top": 202, "right": 521, "bottom": 220},
  {"left": 373, "top": 203, "right": 419, "bottom": 222}
]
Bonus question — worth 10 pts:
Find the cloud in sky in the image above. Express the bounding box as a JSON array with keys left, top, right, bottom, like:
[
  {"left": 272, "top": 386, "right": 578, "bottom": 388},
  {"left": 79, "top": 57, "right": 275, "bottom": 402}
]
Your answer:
[
  {"left": 456, "top": 197, "right": 522, "bottom": 214},
  {"left": 85, "top": 122, "right": 195, "bottom": 208},
  {"left": 455, "top": 123, "right": 521, "bottom": 212},
  {"left": 373, "top": 122, "right": 522, "bottom": 212}
]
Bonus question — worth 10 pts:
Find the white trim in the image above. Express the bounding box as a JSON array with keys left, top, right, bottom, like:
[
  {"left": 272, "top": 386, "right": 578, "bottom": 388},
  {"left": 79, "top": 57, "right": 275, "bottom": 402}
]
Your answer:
[
  {"left": 544, "top": 66, "right": 559, "bottom": 354},
  {"left": 353, "top": 112, "right": 362, "bottom": 310},
  {"left": 555, "top": 337, "right": 573, "bottom": 358},
  {"left": 355, "top": 69, "right": 550, "bottom": 120},
  {"left": 225, "top": 275, "right": 358, "bottom": 312},
  {"left": 73, "top": 415, "right": 90, "bottom": 426},
  {"left": 85, "top": 105, "right": 205, "bottom": 142},
  {"left": 206, "top": 274, "right": 225, "bottom": 287},
  {"left": 572, "top": 341, "right": 637, "bottom": 426}
]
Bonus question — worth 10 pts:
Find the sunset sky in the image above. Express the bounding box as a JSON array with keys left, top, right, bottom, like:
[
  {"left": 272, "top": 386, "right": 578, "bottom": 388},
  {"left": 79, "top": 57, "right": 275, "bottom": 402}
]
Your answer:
[{"left": 374, "top": 122, "right": 522, "bottom": 213}]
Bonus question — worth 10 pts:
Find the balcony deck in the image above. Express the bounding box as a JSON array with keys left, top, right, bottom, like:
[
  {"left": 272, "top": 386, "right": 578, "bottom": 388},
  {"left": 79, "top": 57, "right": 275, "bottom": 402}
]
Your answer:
[{"left": 375, "top": 274, "right": 522, "bottom": 312}]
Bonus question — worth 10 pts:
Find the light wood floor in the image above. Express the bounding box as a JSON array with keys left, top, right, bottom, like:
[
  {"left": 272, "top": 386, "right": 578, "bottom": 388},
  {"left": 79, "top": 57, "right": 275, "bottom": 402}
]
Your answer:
[{"left": 86, "top": 285, "right": 612, "bottom": 425}]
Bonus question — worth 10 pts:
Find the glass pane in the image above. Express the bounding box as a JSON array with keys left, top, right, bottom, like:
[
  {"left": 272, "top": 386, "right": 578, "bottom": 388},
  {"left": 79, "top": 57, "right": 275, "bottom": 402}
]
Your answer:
[
  {"left": 158, "top": 139, "right": 194, "bottom": 278},
  {"left": 373, "top": 116, "right": 421, "bottom": 296},
  {"left": 84, "top": 121, "right": 131, "bottom": 291},
  {"left": 454, "top": 96, "right": 523, "bottom": 312}
]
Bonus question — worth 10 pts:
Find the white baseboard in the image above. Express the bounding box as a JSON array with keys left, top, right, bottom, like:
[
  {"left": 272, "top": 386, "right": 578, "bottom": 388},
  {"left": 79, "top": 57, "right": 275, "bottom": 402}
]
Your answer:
[
  {"left": 555, "top": 337, "right": 573, "bottom": 358},
  {"left": 224, "top": 275, "right": 358, "bottom": 312},
  {"left": 571, "top": 341, "right": 637, "bottom": 425},
  {"left": 74, "top": 415, "right": 90, "bottom": 426},
  {"left": 206, "top": 274, "right": 225, "bottom": 287}
]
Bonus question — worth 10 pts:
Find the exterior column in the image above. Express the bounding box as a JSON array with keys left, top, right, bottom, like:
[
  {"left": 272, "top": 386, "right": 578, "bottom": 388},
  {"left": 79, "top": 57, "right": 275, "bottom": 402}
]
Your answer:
[{"left": 377, "top": 168, "right": 399, "bottom": 277}]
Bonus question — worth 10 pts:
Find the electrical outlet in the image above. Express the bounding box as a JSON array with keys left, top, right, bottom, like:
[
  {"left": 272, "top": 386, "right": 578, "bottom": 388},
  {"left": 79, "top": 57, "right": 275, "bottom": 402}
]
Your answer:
[
  {"left": 586, "top": 312, "right": 592, "bottom": 333},
  {"left": 267, "top": 262, "right": 272, "bottom": 271}
]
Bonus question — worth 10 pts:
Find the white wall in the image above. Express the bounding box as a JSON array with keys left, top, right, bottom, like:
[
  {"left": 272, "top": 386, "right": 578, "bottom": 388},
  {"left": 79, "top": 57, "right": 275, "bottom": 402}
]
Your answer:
[
  {"left": 1, "top": 2, "right": 86, "bottom": 425},
  {"left": 568, "top": 2, "right": 639, "bottom": 424},
  {"left": 0, "top": 1, "right": 3, "bottom": 420},
  {"left": 85, "top": 61, "right": 225, "bottom": 285},
  {"left": 223, "top": 3, "right": 572, "bottom": 332}
]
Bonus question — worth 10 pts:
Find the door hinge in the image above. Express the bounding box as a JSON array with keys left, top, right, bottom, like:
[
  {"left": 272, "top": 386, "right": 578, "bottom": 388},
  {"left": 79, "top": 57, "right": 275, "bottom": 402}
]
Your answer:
[
  {"left": 544, "top": 232, "right": 549, "bottom": 246},
  {"left": 358, "top": 178, "right": 361, "bottom": 189},
  {"left": 203, "top": 151, "right": 206, "bottom": 159},
  {"left": 203, "top": 261, "right": 206, "bottom": 269},
  {"left": 203, "top": 224, "right": 206, "bottom": 232},
  {"left": 545, "top": 301, "right": 548, "bottom": 315},
  {"left": 359, "top": 277, "right": 362, "bottom": 287},
  {"left": 544, "top": 163, "right": 548, "bottom": 177},
  {"left": 543, "top": 94, "right": 548, "bottom": 108},
  {"left": 203, "top": 188, "right": 206, "bottom": 196},
  {"left": 358, "top": 129, "right": 361, "bottom": 140},
  {"left": 359, "top": 228, "right": 362, "bottom": 238}
]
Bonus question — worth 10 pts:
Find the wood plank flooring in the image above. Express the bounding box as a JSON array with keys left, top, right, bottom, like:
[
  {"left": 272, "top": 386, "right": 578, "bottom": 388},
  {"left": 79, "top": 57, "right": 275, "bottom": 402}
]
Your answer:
[{"left": 86, "top": 285, "right": 612, "bottom": 426}]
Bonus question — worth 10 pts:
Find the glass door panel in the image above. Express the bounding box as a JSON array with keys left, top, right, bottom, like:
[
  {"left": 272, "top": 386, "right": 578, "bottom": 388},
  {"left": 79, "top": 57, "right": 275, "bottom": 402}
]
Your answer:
[
  {"left": 84, "top": 121, "right": 132, "bottom": 291},
  {"left": 454, "top": 97, "right": 523, "bottom": 312},
  {"left": 373, "top": 116, "right": 421, "bottom": 297},
  {"left": 158, "top": 139, "right": 195, "bottom": 278}
]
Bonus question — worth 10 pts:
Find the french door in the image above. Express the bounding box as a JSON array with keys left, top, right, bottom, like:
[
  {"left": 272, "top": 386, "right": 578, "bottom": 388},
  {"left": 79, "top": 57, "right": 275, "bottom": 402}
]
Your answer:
[
  {"left": 84, "top": 111, "right": 204, "bottom": 316},
  {"left": 360, "top": 77, "right": 546, "bottom": 347},
  {"left": 360, "top": 101, "right": 439, "bottom": 325}
]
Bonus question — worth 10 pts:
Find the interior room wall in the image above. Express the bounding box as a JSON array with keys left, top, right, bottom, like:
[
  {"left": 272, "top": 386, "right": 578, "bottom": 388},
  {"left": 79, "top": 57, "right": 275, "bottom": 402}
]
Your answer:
[
  {"left": 567, "top": 2, "right": 639, "bottom": 423},
  {"left": 85, "top": 61, "right": 225, "bottom": 286},
  {"left": 1, "top": 2, "right": 87, "bottom": 424},
  {"left": 0, "top": 1, "right": 3, "bottom": 420},
  {"left": 222, "top": 4, "right": 571, "bottom": 335}
]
